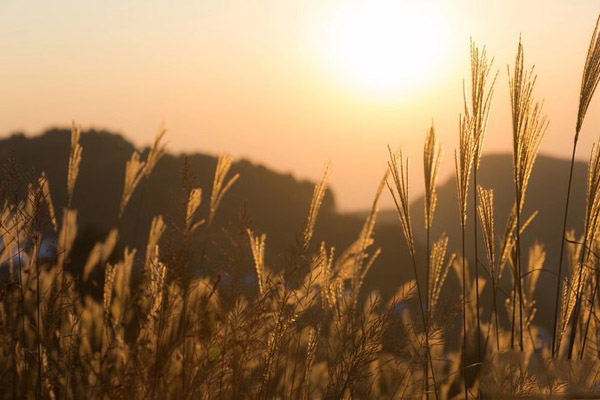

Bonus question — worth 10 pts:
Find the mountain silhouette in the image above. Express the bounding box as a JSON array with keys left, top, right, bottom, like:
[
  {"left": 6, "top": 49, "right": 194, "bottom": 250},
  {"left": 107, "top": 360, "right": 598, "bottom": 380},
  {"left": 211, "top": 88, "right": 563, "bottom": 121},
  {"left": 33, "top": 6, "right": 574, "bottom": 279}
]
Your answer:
[{"left": 0, "top": 128, "right": 414, "bottom": 299}]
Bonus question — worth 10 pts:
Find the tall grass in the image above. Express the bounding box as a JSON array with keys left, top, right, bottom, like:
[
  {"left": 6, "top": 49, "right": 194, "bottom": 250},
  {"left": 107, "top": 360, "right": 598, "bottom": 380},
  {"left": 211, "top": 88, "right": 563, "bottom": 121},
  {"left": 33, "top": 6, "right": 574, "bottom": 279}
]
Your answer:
[
  {"left": 566, "top": 140, "right": 600, "bottom": 358},
  {"left": 463, "top": 41, "right": 496, "bottom": 364},
  {"left": 552, "top": 13, "right": 600, "bottom": 357},
  {"left": 454, "top": 112, "right": 475, "bottom": 399},
  {"left": 388, "top": 148, "right": 439, "bottom": 399},
  {"left": 423, "top": 124, "right": 442, "bottom": 400},
  {"left": 477, "top": 186, "right": 498, "bottom": 351},
  {"left": 508, "top": 38, "right": 548, "bottom": 351},
  {"left": 3, "top": 11, "right": 600, "bottom": 399}
]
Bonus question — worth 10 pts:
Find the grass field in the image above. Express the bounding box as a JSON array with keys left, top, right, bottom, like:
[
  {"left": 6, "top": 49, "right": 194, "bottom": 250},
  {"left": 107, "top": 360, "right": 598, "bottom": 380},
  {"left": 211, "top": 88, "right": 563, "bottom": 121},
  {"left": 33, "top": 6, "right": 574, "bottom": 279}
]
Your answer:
[{"left": 2, "top": 13, "right": 600, "bottom": 400}]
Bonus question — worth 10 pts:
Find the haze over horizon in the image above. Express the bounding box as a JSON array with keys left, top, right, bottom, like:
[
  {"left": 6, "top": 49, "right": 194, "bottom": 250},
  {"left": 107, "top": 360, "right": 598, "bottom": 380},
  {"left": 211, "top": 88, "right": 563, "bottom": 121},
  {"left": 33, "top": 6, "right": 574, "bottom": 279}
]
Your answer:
[{"left": 2, "top": 0, "right": 600, "bottom": 210}]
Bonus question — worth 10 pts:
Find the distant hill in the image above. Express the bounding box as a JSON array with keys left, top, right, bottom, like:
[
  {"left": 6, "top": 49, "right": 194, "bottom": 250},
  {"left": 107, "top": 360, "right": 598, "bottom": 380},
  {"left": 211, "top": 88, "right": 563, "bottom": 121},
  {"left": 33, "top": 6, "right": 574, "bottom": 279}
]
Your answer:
[
  {"left": 0, "top": 129, "right": 335, "bottom": 247},
  {"left": 0, "top": 129, "right": 415, "bottom": 299}
]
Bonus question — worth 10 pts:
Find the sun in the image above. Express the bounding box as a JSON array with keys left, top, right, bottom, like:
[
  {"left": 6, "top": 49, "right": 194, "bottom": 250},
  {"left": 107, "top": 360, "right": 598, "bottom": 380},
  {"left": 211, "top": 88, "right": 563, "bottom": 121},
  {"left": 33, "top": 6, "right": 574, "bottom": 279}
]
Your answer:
[{"left": 318, "top": 1, "right": 450, "bottom": 100}]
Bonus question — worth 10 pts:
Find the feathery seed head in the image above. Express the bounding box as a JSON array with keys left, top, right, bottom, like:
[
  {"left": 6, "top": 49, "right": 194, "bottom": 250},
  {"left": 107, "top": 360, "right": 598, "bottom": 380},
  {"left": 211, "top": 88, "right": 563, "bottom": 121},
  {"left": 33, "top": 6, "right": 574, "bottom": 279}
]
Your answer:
[
  {"left": 424, "top": 125, "right": 443, "bottom": 229},
  {"left": 577, "top": 14, "right": 600, "bottom": 135},
  {"left": 185, "top": 188, "right": 204, "bottom": 236},
  {"left": 67, "top": 121, "right": 82, "bottom": 207},
  {"left": 464, "top": 40, "right": 497, "bottom": 170},
  {"left": 208, "top": 154, "right": 240, "bottom": 227},
  {"left": 455, "top": 115, "right": 475, "bottom": 227},
  {"left": 387, "top": 147, "right": 415, "bottom": 257},
  {"left": 248, "top": 229, "right": 267, "bottom": 296},
  {"left": 508, "top": 39, "right": 548, "bottom": 209},
  {"left": 303, "top": 161, "right": 331, "bottom": 250}
]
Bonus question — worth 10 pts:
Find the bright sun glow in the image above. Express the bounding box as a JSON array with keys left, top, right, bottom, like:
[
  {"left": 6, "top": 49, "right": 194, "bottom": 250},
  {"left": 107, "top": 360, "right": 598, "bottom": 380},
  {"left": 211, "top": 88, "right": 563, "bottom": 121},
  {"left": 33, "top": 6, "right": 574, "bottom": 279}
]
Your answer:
[{"left": 319, "top": 1, "right": 450, "bottom": 100}]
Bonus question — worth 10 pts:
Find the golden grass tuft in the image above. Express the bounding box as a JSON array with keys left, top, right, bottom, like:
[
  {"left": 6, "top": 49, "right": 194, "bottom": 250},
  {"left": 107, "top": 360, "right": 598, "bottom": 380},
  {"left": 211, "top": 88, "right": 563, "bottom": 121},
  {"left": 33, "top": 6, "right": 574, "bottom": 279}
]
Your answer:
[
  {"left": 577, "top": 14, "right": 600, "bottom": 136},
  {"left": 119, "top": 125, "right": 167, "bottom": 219},
  {"left": 303, "top": 161, "right": 331, "bottom": 250},
  {"left": 248, "top": 229, "right": 267, "bottom": 296},
  {"left": 67, "top": 121, "right": 82, "bottom": 208},
  {"left": 423, "top": 125, "right": 442, "bottom": 231}
]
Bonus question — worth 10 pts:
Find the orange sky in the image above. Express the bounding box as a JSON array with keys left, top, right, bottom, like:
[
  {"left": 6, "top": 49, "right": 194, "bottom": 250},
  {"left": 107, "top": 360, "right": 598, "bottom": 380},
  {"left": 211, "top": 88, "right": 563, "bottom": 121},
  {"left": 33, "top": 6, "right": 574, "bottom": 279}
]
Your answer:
[{"left": 1, "top": 0, "right": 600, "bottom": 211}]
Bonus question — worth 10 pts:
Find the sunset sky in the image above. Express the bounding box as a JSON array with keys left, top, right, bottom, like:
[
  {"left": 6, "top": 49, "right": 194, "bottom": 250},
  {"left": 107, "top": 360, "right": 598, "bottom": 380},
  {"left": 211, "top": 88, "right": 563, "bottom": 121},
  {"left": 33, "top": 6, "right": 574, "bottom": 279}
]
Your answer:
[{"left": 1, "top": 0, "right": 599, "bottom": 211}]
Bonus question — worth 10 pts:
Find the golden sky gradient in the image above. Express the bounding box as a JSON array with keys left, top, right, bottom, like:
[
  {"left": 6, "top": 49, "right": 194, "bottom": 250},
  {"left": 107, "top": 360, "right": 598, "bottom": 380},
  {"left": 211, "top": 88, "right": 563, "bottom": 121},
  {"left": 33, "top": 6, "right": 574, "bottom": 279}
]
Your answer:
[{"left": 1, "top": 0, "right": 599, "bottom": 210}]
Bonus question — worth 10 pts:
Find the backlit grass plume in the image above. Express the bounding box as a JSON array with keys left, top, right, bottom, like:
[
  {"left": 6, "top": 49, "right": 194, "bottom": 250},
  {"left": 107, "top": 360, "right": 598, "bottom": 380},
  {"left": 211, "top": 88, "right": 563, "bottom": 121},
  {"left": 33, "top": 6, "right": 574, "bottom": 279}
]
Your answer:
[
  {"left": 566, "top": 140, "right": 600, "bottom": 358},
  {"left": 56, "top": 209, "right": 78, "bottom": 272},
  {"left": 553, "top": 12, "right": 600, "bottom": 356},
  {"left": 455, "top": 115, "right": 475, "bottom": 231},
  {"left": 556, "top": 231, "right": 585, "bottom": 355},
  {"left": 428, "top": 233, "right": 453, "bottom": 314},
  {"left": 248, "top": 229, "right": 267, "bottom": 296},
  {"left": 345, "top": 171, "right": 387, "bottom": 308},
  {"left": 207, "top": 154, "right": 240, "bottom": 228},
  {"left": 303, "top": 161, "right": 331, "bottom": 250},
  {"left": 388, "top": 148, "right": 438, "bottom": 400},
  {"left": 464, "top": 40, "right": 497, "bottom": 362},
  {"left": 454, "top": 113, "right": 474, "bottom": 399},
  {"left": 477, "top": 185, "right": 500, "bottom": 351},
  {"left": 577, "top": 15, "right": 600, "bottom": 136},
  {"left": 508, "top": 38, "right": 548, "bottom": 351},
  {"left": 146, "top": 215, "right": 166, "bottom": 265},
  {"left": 509, "top": 40, "right": 547, "bottom": 213},
  {"left": 118, "top": 124, "right": 167, "bottom": 219},
  {"left": 464, "top": 41, "right": 496, "bottom": 171},
  {"left": 184, "top": 188, "right": 204, "bottom": 237},
  {"left": 423, "top": 128, "right": 443, "bottom": 400},
  {"left": 38, "top": 173, "right": 57, "bottom": 233},
  {"left": 388, "top": 149, "right": 416, "bottom": 259},
  {"left": 424, "top": 125, "right": 442, "bottom": 231},
  {"left": 145, "top": 123, "right": 167, "bottom": 174},
  {"left": 580, "top": 143, "right": 600, "bottom": 358},
  {"left": 67, "top": 121, "right": 82, "bottom": 208}
]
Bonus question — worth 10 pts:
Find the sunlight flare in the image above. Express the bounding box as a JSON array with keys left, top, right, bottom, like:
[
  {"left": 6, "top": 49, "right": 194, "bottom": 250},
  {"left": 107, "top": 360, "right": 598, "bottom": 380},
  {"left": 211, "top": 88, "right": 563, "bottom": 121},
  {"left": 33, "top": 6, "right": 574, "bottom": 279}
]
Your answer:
[{"left": 318, "top": 1, "right": 451, "bottom": 99}]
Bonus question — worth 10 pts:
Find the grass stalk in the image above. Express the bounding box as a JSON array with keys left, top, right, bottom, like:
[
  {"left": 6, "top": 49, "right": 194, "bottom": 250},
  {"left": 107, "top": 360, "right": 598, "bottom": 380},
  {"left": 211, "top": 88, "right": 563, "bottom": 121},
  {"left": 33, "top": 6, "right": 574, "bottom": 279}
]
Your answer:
[
  {"left": 552, "top": 142, "right": 579, "bottom": 357},
  {"left": 552, "top": 13, "right": 600, "bottom": 357},
  {"left": 508, "top": 37, "right": 547, "bottom": 351},
  {"left": 477, "top": 186, "right": 500, "bottom": 351},
  {"left": 464, "top": 40, "right": 496, "bottom": 362},
  {"left": 461, "top": 223, "right": 468, "bottom": 399},
  {"left": 388, "top": 148, "right": 439, "bottom": 400},
  {"left": 472, "top": 168, "right": 483, "bottom": 358},
  {"left": 424, "top": 124, "right": 442, "bottom": 399},
  {"left": 455, "top": 101, "right": 476, "bottom": 397},
  {"left": 567, "top": 142, "right": 600, "bottom": 358}
]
